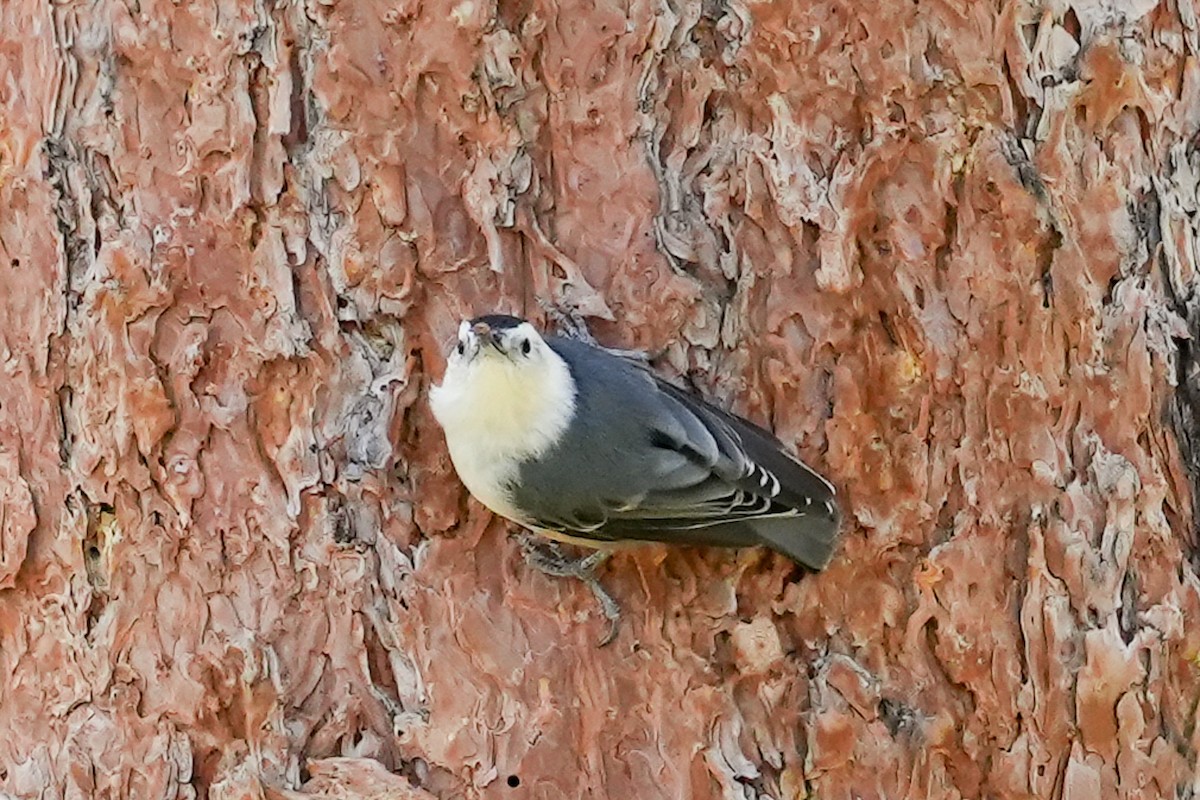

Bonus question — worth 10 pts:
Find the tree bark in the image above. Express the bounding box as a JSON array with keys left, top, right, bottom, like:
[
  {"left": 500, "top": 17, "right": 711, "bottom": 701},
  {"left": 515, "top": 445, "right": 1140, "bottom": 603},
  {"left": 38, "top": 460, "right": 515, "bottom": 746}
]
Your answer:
[{"left": 1, "top": 0, "right": 1199, "bottom": 798}]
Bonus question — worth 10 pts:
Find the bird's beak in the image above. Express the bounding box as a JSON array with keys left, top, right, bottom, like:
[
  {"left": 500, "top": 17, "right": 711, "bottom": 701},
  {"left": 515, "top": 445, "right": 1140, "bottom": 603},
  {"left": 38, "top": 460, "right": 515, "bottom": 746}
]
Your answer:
[{"left": 471, "top": 321, "right": 503, "bottom": 351}]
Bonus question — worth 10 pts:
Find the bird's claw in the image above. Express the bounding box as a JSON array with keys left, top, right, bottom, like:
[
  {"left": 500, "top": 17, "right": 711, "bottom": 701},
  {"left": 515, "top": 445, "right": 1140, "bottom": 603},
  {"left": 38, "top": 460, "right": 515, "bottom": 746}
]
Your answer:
[
  {"left": 537, "top": 301, "right": 651, "bottom": 364},
  {"left": 586, "top": 573, "right": 622, "bottom": 647},
  {"left": 537, "top": 300, "right": 596, "bottom": 344},
  {"left": 518, "top": 534, "right": 620, "bottom": 646}
]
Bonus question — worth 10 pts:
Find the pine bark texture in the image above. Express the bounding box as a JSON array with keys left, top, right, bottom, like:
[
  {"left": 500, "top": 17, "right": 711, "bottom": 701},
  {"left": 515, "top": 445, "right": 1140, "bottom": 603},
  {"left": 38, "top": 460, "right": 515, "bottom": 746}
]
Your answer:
[{"left": 1, "top": 0, "right": 1200, "bottom": 797}]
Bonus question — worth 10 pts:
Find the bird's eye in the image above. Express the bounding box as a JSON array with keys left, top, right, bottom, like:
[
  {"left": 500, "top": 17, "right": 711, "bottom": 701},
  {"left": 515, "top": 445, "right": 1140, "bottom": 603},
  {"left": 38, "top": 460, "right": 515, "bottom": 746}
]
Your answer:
[
  {"left": 456, "top": 341, "right": 465, "bottom": 355},
  {"left": 521, "top": 339, "right": 531, "bottom": 355}
]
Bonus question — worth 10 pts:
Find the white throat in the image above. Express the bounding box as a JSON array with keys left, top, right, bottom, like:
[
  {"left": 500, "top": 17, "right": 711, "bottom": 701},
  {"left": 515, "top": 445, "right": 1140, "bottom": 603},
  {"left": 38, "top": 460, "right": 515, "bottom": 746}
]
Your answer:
[{"left": 430, "top": 346, "right": 576, "bottom": 523}]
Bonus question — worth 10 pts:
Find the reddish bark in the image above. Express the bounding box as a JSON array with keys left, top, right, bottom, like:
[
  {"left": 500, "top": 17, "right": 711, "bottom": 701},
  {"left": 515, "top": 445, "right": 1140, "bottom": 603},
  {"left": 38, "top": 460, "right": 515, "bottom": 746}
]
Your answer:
[{"left": 0, "top": 0, "right": 1198, "bottom": 797}]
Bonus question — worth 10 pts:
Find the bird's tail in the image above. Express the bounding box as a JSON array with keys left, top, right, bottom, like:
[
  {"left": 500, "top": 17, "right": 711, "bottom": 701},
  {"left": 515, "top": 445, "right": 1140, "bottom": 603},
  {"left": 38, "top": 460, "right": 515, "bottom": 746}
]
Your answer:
[
  {"left": 750, "top": 510, "right": 842, "bottom": 570},
  {"left": 589, "top": 503, "right": 844, "bottom": 568}
]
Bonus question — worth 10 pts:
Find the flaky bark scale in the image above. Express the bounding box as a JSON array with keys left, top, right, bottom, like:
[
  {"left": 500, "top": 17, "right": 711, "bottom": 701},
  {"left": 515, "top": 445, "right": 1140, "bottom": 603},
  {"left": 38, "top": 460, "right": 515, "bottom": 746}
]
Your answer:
[{"left": 0, "top": 0, "right": 1198, "bottom": 798}]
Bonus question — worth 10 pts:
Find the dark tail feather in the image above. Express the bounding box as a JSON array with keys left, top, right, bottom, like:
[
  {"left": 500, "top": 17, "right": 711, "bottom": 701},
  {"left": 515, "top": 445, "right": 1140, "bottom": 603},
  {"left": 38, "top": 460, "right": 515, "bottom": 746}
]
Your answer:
[
  {"left": 750, "top": 510, "right": 842, "bottom": 570},
  {"left": 597, "top": 510, "right": 843, "bottom": 568}
]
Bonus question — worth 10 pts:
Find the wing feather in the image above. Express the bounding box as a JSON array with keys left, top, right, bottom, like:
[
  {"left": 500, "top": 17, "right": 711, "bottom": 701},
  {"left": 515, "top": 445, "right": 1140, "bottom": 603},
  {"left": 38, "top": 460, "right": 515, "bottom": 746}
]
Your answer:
[
  {"left": 514, "top": 338, "right": 842, "bottom": 567},
  {"left": 529, "top": 374, "right": 831, "bottom": 531}
]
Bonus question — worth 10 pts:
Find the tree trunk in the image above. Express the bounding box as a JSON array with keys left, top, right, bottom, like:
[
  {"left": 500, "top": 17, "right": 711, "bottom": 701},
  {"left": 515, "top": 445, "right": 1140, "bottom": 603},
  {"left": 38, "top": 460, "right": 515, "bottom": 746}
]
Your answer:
[{"left": 1, "top": 0, "right": 1199, "bottom": 797}]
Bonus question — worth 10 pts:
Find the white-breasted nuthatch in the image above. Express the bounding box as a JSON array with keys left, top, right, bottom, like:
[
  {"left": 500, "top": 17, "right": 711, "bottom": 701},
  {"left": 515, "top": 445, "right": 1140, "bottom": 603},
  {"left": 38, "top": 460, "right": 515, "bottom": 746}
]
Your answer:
[{"left": 430, "top": 313, "right": 842, "bottom": 641}]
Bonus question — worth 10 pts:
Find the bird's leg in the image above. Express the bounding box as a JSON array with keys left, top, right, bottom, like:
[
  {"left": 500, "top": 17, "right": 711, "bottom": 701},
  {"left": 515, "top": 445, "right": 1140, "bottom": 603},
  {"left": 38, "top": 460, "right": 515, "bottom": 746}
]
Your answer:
[
  {"left": 536, "top": 300, "right": 651, "bottom": 364},
  {"left": 517, "top": 533, "right": 621, "bottom": 646}
]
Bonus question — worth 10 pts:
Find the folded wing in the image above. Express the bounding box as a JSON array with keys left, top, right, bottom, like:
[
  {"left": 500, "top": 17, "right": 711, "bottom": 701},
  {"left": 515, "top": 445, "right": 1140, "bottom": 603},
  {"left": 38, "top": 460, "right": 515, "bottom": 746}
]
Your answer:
[{"left": 514, "top": 339, "right": 843, "bottom": 570}]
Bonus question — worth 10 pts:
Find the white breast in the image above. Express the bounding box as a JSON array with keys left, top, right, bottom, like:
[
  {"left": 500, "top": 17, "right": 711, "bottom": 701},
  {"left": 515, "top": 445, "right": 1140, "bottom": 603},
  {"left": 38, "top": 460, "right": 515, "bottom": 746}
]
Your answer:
[{"left": 429, "top": 350, "right": 576, "bottom": 525}]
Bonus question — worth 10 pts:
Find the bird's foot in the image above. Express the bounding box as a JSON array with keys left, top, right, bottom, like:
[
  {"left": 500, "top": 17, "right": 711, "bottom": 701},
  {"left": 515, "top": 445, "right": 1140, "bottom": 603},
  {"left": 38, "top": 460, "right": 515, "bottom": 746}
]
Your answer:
[
  {"left": 518, "top": 534, "right": 621, "bottom": 646},
  {"left": 537, "top": 299, "right": 596, "bottom": 343},
  {"left": 536, "top": 300, "right": 650, "bottom": 364}
]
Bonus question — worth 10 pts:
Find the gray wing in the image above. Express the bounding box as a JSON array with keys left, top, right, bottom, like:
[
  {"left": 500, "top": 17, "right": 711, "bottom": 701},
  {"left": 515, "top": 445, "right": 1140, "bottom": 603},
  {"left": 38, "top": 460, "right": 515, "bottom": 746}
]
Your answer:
[{"left": 510, "top": 337, "right": 843, "bottom": 569}]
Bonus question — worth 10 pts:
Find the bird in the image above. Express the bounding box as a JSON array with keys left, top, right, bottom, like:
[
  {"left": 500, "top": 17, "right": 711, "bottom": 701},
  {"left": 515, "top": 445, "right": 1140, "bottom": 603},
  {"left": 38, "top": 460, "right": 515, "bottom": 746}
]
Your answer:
[{"left": 429, "top": 312, "right": 843, "bottom": 643}]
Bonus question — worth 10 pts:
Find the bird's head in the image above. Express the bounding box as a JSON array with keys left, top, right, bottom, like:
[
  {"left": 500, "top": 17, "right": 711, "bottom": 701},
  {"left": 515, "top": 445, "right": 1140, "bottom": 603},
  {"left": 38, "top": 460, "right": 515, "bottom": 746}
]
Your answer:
[
  {"left": 447, "top": 314, "right": 554, "bottom": 368},
  {"left": 430, "top": 312, "right": 576, "bottom": 460}
]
